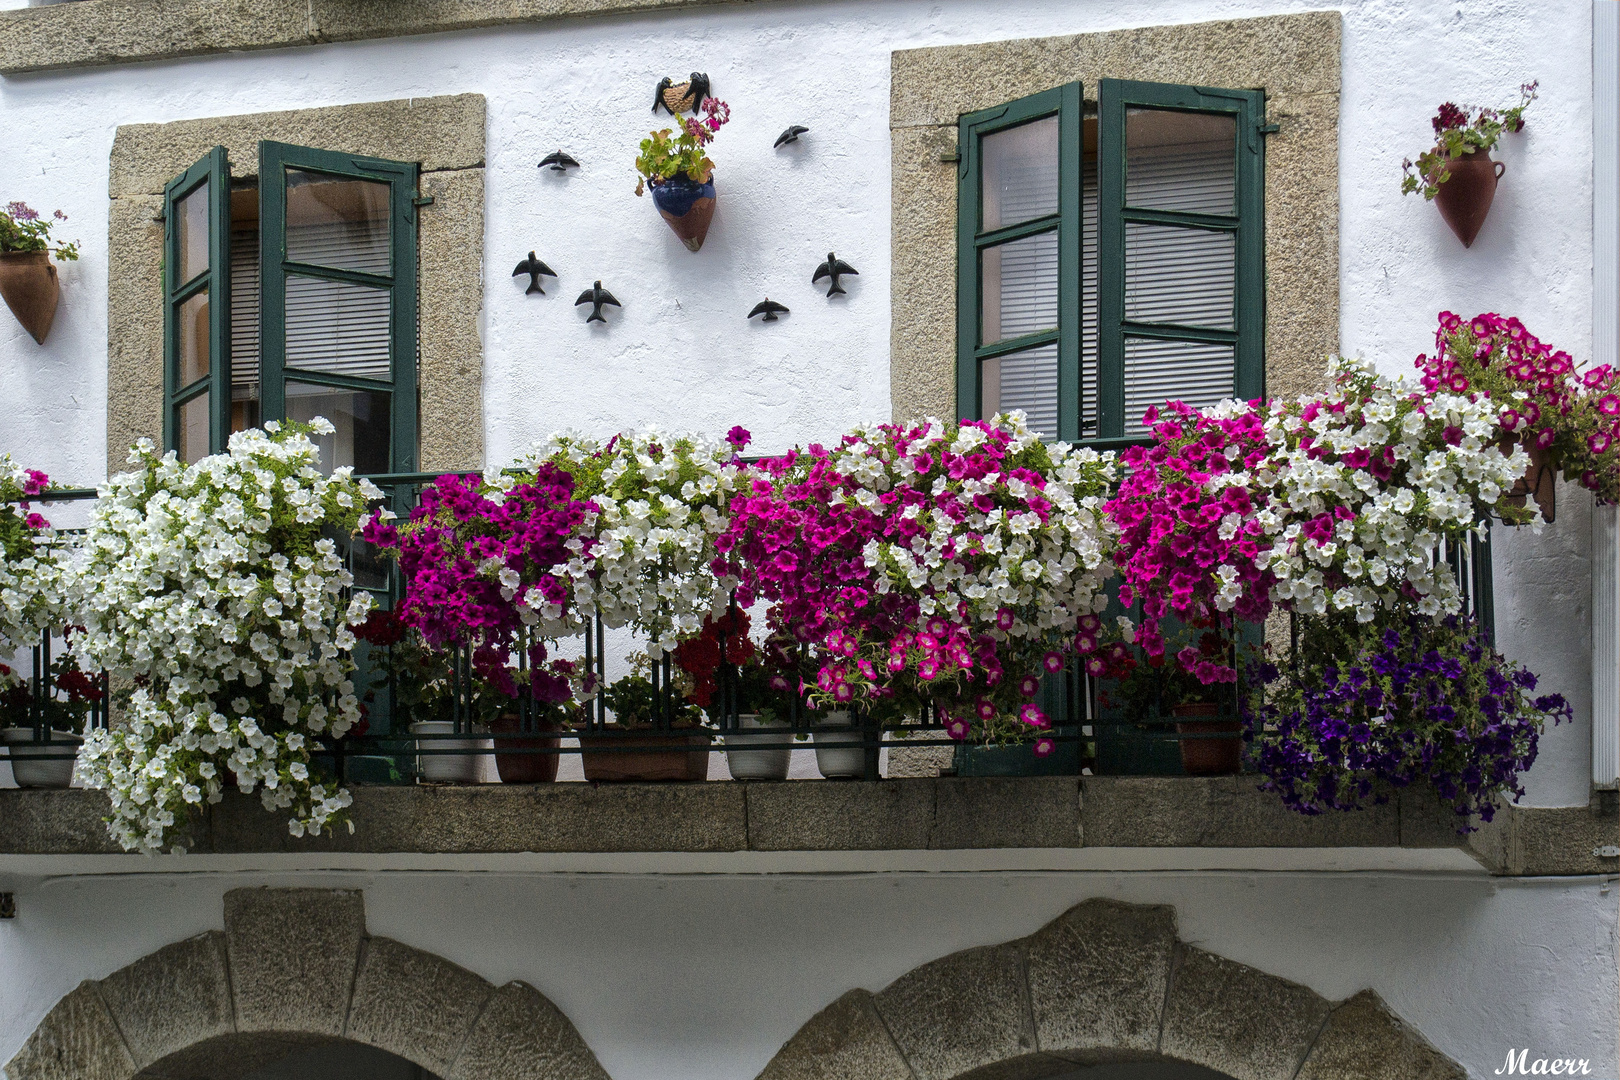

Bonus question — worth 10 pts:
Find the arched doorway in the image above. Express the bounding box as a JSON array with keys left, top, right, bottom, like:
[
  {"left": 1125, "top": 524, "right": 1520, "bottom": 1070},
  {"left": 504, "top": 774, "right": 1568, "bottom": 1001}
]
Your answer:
[
  {"left": 4, "top": 888, "right": 610, "bottom": 1080},
  {"left": 754, "top": 899, "right": 1465, "bottom": 1080}
]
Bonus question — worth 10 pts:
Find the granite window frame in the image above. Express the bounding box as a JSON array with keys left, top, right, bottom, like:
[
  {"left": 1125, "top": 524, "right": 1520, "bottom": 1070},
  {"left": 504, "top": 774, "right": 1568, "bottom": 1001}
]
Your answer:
[
  {"left": 891, "top": 12, "right": 1341, "bottom": 427},
  {"left": 108, "top": 94, "right": 486, "bottom": 479}
]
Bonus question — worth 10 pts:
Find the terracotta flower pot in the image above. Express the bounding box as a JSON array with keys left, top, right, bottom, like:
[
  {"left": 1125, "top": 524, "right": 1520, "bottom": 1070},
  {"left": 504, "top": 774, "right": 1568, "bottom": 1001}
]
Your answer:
[
  {"left": 1433, "top": 148, "right": 1504, "bottom": 248},
  {"left": 0, "top": 250, "right": 60, "bottom": 344},
  {"left": 1172, "top": 702, "right": 1241, "bottom": 776},
  {"left": 579, "top": 731, "right": 710, "bottom": 781},
  {"left": 490, "top": 713, "right": 561, "bottom": 784},
  {"left": 1498, "top": 431, "right": 1557, "bottom": 523},
  {"left": 650, "top": 172, "right": 716, "bottom": 252}
]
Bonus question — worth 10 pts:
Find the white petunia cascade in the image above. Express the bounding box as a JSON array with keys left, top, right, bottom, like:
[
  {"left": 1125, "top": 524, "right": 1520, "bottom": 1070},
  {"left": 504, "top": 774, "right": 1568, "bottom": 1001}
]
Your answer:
[
  {"left": 0, "top": 454, "right": 67, "bottom": 689},
  {"left": 498, "top": 429, "right": 748, "bottom": 655},
  {"left": 74, "top": 423, "right": 378, "bottom": 853},
  {"left": 1254, "top": 357, "right": 1534, "bottom": 623}
]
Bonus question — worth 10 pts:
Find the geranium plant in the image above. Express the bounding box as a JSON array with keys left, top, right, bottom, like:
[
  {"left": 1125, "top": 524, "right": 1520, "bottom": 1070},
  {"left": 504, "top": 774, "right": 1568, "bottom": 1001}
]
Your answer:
[
  {"left": 1401, "top": 82, "right": 1537, "bottom": 200},
  {"left": 0, "top": 202, "right": 79, "bottom": 260},
  {"left": 1247, "top": 610, "right": 1570, "bottom": 826},
  {"left": 634, "top": 96, "right": 730, "bottom": 195},
  {"left": 74, "top": 422, "right": 379, "bottom": 854},
  {"left": 721, "top": 414, "right": 1119, "bottom": 750}
]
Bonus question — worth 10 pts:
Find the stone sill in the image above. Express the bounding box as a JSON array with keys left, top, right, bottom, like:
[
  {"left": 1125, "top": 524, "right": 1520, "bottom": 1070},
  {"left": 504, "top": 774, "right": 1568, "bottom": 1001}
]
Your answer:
[{"left": 1, "top": 777, "right": 1612, "bottom": 875}]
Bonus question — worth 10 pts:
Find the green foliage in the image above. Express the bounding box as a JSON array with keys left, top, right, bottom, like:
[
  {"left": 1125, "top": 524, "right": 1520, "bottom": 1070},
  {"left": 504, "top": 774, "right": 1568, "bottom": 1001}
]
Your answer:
[
  {"left": 1402, "top": 83, "right": 1537, "bottom": 200},
  {"left": 1, "top": 202, "right": 79, "bottom": 260}
]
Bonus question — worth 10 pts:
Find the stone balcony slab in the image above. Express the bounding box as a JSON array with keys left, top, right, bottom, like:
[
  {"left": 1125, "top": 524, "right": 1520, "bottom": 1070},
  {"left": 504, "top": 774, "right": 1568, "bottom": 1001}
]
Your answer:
[{"left": 0, "top": 777, "right": 1610, "bottom": 875}]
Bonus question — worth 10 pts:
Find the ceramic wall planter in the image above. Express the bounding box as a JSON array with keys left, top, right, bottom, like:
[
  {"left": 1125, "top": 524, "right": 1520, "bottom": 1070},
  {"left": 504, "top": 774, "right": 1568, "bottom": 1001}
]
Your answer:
[
  {"left": 408, "top": 720, "right": 491, "bottom": 783},
  {"left": 1171, "top": 703, "right": 1241, "bottom": 776},
  {"left": 579, "top": 731, "right": 710, "bottom": 781},
  {"left": 490, "top": 713, "right": 560, "bottom": 784},
  {"left": 813, "top": 711, "right": 868, "bottom": 779},
  {"left": 0, "top": 251, "right": 60, "bottom": 344},
  {"left": 2, "top": 726, "right": 81, "bottom": 788},
  {"left": 1501, "top": 431, "right": 1558, "bottom": 523},
  {"left": 1433, "top": 148, "right": 1505, "bottom": 248},
  {"left": 650, "top": 172, "right": 716, "bottom": 252},
  {"left": 724, "top": 713, "right": 791, "bottom": 780}
]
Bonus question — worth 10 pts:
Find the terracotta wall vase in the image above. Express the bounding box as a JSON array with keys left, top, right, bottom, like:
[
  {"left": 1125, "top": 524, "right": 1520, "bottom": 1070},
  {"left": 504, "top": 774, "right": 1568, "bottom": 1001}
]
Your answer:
[
  {"left": 0, "top": 250, "right": 60, "bottom": 344},
  {"left": 1499, "top": 431, "right": 1558, "bottom": 523},
  {"left": 1433, "top": 148, "right": 1505, "bottom": 248},
  {"left": 650, "top": 172, "right": 716, "bottom": 252}
]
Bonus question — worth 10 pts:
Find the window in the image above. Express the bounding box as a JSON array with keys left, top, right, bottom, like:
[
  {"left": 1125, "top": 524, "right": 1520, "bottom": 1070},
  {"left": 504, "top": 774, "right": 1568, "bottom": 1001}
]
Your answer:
[
  {"left": 957, "top": 79, "right": 1266, "bottom": 445},
  {"left": 163, "top": 142, "right": 422, "bottom": 474}
]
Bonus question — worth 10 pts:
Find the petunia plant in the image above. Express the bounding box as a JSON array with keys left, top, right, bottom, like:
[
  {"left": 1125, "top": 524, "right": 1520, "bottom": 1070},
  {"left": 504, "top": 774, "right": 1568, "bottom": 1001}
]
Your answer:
[
  {"left": 1401, "top": 82, "right": 1536, "bottom": 200},
  {"left": 74, "top": 422, "right": 378, "bottom": 853},
  {"left": 720, "top": 414, "right": 1120, "bottom": 749},
  {"left": 0, "top": 455, "right": 66, "bottom": 690}
]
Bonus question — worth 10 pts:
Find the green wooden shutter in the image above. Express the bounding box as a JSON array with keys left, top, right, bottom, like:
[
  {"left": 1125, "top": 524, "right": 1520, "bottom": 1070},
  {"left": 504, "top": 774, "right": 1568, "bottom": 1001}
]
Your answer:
[
  {"left": 162, "top": 146, "right": 232, "bottom": 461},
  {"left": 258, "top": 141, "right": 420, "bottom": 475},
  {"left": 1096, "top": 80, "right": 1266, "bottom": 445},
  {"left": 956, "top": 82, "right": 1082, "bottom": 443}
]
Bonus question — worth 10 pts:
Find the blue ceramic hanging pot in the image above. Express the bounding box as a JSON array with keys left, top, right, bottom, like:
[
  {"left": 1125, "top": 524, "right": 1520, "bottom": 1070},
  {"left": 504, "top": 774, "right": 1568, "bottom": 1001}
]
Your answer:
[{"left": 650, "top": 172, "right": 716, "bottom": 252}]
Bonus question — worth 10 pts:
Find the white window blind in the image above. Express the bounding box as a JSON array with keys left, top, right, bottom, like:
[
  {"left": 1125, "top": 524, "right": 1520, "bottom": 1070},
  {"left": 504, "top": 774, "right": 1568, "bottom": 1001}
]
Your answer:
[
  {"left": 283, "top": 222, "right": 392, "bottom": 382},
  {"left": 229, "top": 225, "right": 260, "bottom": 409},
  {"left": 1119, "top": 130, "right": 1238, "bottom": 435}
]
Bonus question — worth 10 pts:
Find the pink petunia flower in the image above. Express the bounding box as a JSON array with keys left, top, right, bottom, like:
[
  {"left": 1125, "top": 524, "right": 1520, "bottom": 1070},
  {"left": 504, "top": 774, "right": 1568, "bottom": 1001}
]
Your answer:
[{"left": 1032, "top": 737, "right": 1055, "bottom": 758}]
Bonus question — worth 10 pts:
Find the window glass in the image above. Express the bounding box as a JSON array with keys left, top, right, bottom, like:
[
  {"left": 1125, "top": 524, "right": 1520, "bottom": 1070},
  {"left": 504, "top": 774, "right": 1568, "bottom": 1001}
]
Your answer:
[
  {"left": 1124, "top": 223, "right": 1235, "bottom": 329},
  {"left": 981, "top": 342, "right": 1058, "bottom": 438},
  {"left": 175, "top": 184, "right": 211, "bottom": 286},
  {"left": 981, "top": 115, "right": 1060, "bottom": 231},
  {"left": 1122, "top": 338, "right": 1234, "bottom": 436},
  {"left": 1125, "top": 108, "right": 1236, "bottom": 214},
  {"left": 178, "top": 393, "right": 211, "bottom": 464},
  {"left": 285, "top": 383, "right": 391, "bottom": 475},
  {"left": 178, "top": 291, "right": 211, "bottom": 388},
  {"left": 981, "top": 230, "right": 1059, "bottom": 344},
  {"left": 285, "top": 275, "right": 392, "bottom": 380},
  {"left": 285, "top": 170, "right": 391, "bottom": 273}
]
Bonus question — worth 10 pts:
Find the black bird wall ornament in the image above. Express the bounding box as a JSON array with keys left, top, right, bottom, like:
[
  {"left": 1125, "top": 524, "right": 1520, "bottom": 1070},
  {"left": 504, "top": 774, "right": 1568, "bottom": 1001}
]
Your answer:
[
  {"left": 748, "top": 298, "right": 789, "bottom": 322},
  {"left": 512, "top": 253, "right": 557, "bottom": 295},
  {"left": 812, "top": 252, "right": 859, "bottom": 297},
  {"left": 774, "top": 125, "right": 809, "bottom": 149},
  {"left": 653, "top": 72, "right": 711, "bottom": 115},
  {"left": 538, "top": 150, "right": 579, "bottom": 172},
  {"left": 576, "top": 280, "right": 620, "bottom": 324}
]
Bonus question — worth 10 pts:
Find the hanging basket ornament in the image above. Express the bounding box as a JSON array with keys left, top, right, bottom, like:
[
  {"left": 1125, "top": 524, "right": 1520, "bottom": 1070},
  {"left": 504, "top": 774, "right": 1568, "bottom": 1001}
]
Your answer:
[
  {"left": 0, "top": 251, "right": 59, "bottom": 345},
  {"left": 1433, "top": 148, "right": 1505, "bottom": 248}
]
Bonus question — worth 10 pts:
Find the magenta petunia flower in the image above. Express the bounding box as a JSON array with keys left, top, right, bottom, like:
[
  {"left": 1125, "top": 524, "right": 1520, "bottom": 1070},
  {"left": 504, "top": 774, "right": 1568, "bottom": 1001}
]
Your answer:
[
  {"left": 1018, "top": 674, "right": 1040, "bottom": 697},
  {"left": 945, "top": 717, "right": 971, "bottom": 740},
  {"left": 1043, "top": 651, "right": 1064, "bottom": 673},
  {"left": 725, "top": 425, "right": 752, "bottom": 449},
  {"left": 1032, "top": 737, "right": 1055, "bottom": 758}
]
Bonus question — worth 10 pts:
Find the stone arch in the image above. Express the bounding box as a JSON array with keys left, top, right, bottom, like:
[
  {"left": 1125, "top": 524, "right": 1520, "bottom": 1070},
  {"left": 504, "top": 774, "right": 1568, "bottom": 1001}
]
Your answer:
[
  {"left": 3, "top": 888, "right": 609, "bottom": 1080},
  {"left": 754, "top": 899, "right": 1466, "bottom": 1080}
]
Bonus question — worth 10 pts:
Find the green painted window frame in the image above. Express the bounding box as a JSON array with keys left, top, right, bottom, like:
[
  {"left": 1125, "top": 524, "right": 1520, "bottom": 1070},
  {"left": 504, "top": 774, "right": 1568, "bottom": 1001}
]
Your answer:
[
  {"left": 1095, "top": 79, "right": 1267, "bottom": 447},
  {"left": 956, "top": 83, "right": 1083, "bottom": 443},
  {"left": 955, "top": 79, "right": 1267, "bottom": 447},
  {"left": 162, "top": 145, "right": 232, "bottom": 455},
  {"left": 161, "top": 141, "right": 421, "bottom": 473},
  {"left": 258, "top": 140, "right": 421, "bottom": 473}
]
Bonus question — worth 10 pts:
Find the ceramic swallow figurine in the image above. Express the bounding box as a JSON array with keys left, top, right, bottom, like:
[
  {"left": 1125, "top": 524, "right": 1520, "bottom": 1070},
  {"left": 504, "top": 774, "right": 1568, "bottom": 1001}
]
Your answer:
[
  {"left": 513, "top": 252, "right": 557, "bottom": 295},
  {"left": 812, "top": 252, "right": 859, "bottom": 297},
  {"left": 575, "top": 280, "right": 621, "bottom": 323},
  {"left": 748, "top": 298, "right": 790, "bottom": 322}
]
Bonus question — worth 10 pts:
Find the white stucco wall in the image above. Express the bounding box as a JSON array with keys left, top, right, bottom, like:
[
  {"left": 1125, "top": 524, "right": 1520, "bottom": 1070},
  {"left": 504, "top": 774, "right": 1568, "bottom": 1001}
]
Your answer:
[{"left": 0, "top": 867, "right": 1613, "bottom": 1080}]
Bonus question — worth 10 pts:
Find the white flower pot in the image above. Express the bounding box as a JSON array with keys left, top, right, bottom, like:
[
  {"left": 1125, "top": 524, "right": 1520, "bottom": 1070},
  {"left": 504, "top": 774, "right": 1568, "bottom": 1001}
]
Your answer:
[
  {"left": 409, "top": 721, "right": 490, "bottom": 784},
  {"left": 2, "top": 726, "right": 81, "bottom": 788},
  {"left": 814, "top": 711, "right": 869, "bottom": 779},
  {"left": 725, "top": 714, "right": 791, "bottom": 780}
]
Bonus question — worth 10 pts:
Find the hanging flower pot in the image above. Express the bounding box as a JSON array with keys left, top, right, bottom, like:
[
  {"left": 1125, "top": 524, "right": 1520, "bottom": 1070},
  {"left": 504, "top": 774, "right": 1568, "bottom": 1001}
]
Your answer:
[
  {"left": 1499, "top": 431, "right": 1558, "bottom": 523},
  {"left": 1432, "top": 148, "right": 1504, "bottom": 248},
  {"left": 0, "top": 251, "right": 60, "bottom": 344},
  {"left": 650, "top": 172, "right": 717, "bottom": 252},
  {"left": 1171, "top": 702, "right": 1241, "bottom": 777}
]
